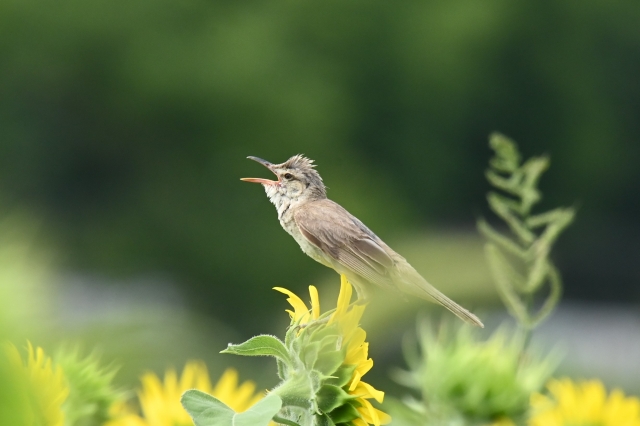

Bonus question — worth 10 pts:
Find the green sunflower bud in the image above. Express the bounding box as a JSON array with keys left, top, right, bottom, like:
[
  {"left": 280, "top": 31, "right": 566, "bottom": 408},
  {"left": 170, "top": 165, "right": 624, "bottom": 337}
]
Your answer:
[
  {"left": 391, "top": 321, "right": 558, "bottom": 425},
  {"left": 54, "top": 346, "right": 124, "bottom": 426},
  {"left": 183, "top": 276, "right": 390, "bottom": 426}
]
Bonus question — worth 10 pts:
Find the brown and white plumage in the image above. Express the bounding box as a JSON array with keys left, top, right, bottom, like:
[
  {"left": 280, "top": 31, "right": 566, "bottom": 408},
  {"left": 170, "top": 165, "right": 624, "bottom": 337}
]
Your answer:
[{"left": 241, "top": 154, "right": 483, "bottom": 327}]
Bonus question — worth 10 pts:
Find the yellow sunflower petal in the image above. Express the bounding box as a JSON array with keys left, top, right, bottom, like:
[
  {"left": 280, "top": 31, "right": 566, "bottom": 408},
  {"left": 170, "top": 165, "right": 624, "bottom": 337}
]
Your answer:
[
  {"left": 179, "top": 362, "right": 197, "bottom": 390},
  {"left": 329, "top": 275, "right": 353, "bottom": 324},
  {"left": 132, "top": 364, "right": 267, "bottom": 426},
  {"left": 349, "top": 370, "right": 362, "bottom": 392},
  {"left": 355, "top": 357, "right": 373, "bottom": 378},
  {"left": 357, "top": 398, "right": 391, "bottom": 426},
  {"left": 346, "top": 329, "right": 367, "bottom": 354},
  {"left": 309, "top": 285, "right": 320, "bottom": 320},
  {"left": 9, "top": 342, "right": 70, "bottom": 426},
  {"left": 352, "top": 381, "right": 384, "bottom": 403},
  {"left": 212, "top": 368, "right": 238, "bottom": 398},
  {"left": 530, "top": 378, "right": 640, "bottom": 426},
  {"left": 230, "top": 381, "right": 258, "bottom": 412},
  {"left": 194, "top": 364, "right": 213, "bottom": 392},
  {"left": 375, "top": 408, "right": 392, "bottom": 425},
  {"left": 345, "top": 339, "right": 369, "bottom": 366},
  {"left": 339, "top": 305, "right": 366, "bottom": 342},
  {"left": 274, "top": 287, "right": 310, "bottom": 323}
]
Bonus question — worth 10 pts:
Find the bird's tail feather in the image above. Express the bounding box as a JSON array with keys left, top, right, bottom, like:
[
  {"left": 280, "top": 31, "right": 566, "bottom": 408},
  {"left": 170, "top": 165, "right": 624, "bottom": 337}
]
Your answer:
[{"left": 395, "top": 263, "right": 484, "bottom": 328}]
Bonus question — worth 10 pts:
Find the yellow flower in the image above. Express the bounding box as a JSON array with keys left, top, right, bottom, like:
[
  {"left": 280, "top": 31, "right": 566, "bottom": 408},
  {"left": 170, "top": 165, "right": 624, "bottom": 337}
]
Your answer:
[
  {"left": 107, "top": 362, "right": 264, "bottom": 426},
  {"left": 5, "top": 341, "right": 70, "bottom": 426},
  {"left": 529, "top": 378, "right": 640, "bottom": 426},
  {"left": 274, "top": 284, "right": 320, "bottom": 324},
  {"left": 275, "top": 275, "right": 391, "bottom": 426}
]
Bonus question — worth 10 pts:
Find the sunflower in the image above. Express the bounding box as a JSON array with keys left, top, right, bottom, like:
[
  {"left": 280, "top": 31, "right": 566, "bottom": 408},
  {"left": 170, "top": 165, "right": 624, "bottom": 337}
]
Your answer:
[
  {"left": 274, "top": 274, "right": 391, "bottom": 426},
  {"left": 529, "top": 378, "right": 640, "bottom": 426},
  {"left": 108, "top": 362, "right": 264, "bottom": 426},
  {"left": 5, "top": 342, "right": 70, "bottom": 426}
]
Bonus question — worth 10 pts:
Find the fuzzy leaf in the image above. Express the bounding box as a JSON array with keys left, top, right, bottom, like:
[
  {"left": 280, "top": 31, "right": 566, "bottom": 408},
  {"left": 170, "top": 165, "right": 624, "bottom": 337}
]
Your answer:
[
  {"left": 314, "top": 350, "right": 344, "bottom": 376},
  {"left": 233, "top": 393, "right": 283, "bottom": 426},
  {"left": 273, "top": 416, "right": 302, "bottom": 426},
  {"left": 308, "top": 324, "right": 340, "bottom": 346},
  {"left": 301, "top": 341, "right": 321, "bottom": 369},
  {"left": 317, "top": 334, "right": 340, "bottom": 352},
  {"left": 181, "top": 390, "right": 282, "bottom": 426},
  {"left": 316, "top": 384, "right": 354, "bottom": 413},
  {"left": 328, "top": 402, "right": 361, "bottom": 424},
  {"left": 221, "top": 335, "right": 292, "bottom": 365},
  {"left": 324, "top": 364, "right": 357, "bottom": 388},
  {"left": 316, "top": 413, "right": 337, "bottom": 426},
  {"left": 276, "top": 358, "right": 287, "bottom": 381},
  {"left": 181, "top": 390, "right": 234, "bottom": 426}
]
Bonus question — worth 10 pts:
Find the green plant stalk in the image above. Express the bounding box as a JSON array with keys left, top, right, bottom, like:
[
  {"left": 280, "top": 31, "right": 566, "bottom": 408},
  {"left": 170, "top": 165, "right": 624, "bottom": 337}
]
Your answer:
[{"left": 478, "top": 133, "right": 575, "bottom": 332}]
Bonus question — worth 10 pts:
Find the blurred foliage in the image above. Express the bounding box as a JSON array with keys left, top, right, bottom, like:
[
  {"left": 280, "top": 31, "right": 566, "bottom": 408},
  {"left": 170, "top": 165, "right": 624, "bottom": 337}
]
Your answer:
[
  {"left": 0, "top": 216, "right": 273, "bottom": 389},
  {"left": 0, "top": 340, "right": 28, "bottom": 425},
  {"left": 5, "top": 342, "right": 70, "bottom": 426},
  {"left": 5, "top": 342, "right": 123, "bottom": 426},
  {"left": 0, "top": 214, "right": 56, "bottom": 341},
  {"left": 389, "top": 321, "right": 558, "bottom": 426},
  {"left": 478, "top": 134, "right": 575, "bottom": 329},
  {"left": 56, "top": 347, "right": 123, "bottom": 426},
  {"left": 1, "top": 0, "right": 640, "bottom": 332}
]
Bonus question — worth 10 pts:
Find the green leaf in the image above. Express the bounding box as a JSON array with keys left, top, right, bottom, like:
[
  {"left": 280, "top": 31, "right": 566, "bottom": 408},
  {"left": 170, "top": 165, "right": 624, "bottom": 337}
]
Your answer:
[
  {"left": 234, "top": 393, "right": 283, "bottom": 426},
  {"left": 316, "top": 384, "right": 354, "bottom": 413},
  {"left": 324, "top": 364, "right": 357, "bottom": 388},
  {"left": 480, "top": 133, "right": 575, "bottom": 330},
  {"left": 181, "top": 390, "right": 283, "bottom": 426},
  {"left": 315, "top": 413, "right": 337, "bottom": 426},
  {"left": 327, "top": 401, "right": 361, "bottom": 424},
  {"left": 221, "top": 335, "right": 292, "bottom": 365},
  {"left": 276, "top": 358, "right": 287, "bottom": 381},
  {"left": 300, "top": 341, "right": 321, "bottom": 369},
  {"left": 316, "top": 334, "right": 340, "bottom": 353},
  {"left": 181, "top": 390, "right": 234, "bottom": 426},
  {"left": 314, "top": 350, "right": 344, "bottom": 376},
  {"left": 273, "top": 416, "right": 302, "bottom": 426},
  {"left": 271, "top": 371, "right": 315, "bottom": 408},
  {"left": 489, "top": 133, "right": 520, "bottom": 172},
  {"left": 308, "top": 324, "right": 340, "bottom": 344}
]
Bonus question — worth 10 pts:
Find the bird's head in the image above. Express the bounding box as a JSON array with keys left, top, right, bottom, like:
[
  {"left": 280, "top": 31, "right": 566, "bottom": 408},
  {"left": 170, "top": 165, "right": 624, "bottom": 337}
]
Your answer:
[{"left": 241, "top": 154, "right": 327, "bottom": 204}]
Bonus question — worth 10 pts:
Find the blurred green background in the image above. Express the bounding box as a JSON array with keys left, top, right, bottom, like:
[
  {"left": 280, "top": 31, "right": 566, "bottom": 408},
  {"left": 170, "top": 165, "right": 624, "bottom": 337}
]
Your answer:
[{"left": 1, "top": 0, "right": 639, "bottom": 397}]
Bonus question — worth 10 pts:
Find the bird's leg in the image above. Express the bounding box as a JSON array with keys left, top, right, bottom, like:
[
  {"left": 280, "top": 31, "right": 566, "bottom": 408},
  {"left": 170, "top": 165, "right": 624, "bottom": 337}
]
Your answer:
[
  {"left": 354, "top": 295, "right": 370, "bottom": 306},
  {"left": 352, "top": 282, "right": 371, "bottom": 306}
]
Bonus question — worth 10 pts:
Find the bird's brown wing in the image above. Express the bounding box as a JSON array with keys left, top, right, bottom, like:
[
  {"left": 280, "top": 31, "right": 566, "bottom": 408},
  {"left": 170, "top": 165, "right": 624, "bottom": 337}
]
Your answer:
[
  {"left": 294, "top": 200, "right": 484, "bottom": 327},
  {"left": 293, "top": 199, "right": 396, "bottom": 290}
]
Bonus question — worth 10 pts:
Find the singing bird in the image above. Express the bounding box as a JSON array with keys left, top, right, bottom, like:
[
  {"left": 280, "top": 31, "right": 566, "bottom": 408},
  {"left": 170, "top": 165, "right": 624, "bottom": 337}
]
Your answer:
[{"left": 241, "top": 155, "right": 483, "bottom": 327}]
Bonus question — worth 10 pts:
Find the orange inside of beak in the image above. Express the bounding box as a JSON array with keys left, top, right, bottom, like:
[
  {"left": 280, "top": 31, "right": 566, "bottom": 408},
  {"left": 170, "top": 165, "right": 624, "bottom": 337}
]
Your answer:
[{"left": 240, "top": 177, "right": 278, "bottom": 185}]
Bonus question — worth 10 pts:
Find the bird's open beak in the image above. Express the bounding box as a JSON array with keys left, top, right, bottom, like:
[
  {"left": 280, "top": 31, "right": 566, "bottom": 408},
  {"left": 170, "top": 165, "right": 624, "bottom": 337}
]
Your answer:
[{"left": 241, "top": 156, "right": 279, "bottom": 185}]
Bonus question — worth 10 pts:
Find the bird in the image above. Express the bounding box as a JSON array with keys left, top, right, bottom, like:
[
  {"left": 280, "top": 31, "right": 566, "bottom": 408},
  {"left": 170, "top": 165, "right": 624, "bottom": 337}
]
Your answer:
[{"left": 241, "top": 154, "right": 483, "bottom": 327}]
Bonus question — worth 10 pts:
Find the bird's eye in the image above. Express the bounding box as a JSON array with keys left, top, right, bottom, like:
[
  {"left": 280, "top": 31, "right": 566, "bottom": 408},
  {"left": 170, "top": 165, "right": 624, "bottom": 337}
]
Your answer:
[{"left": 283, "top": 173, "right": 293, "bottom": 180}]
